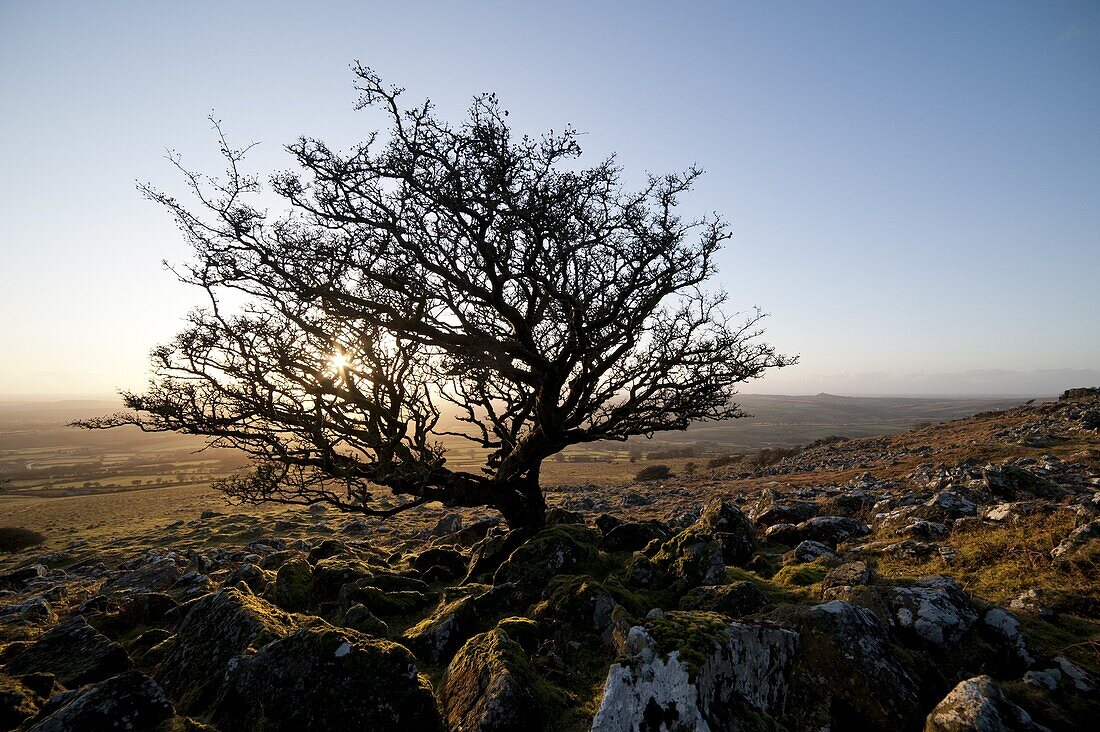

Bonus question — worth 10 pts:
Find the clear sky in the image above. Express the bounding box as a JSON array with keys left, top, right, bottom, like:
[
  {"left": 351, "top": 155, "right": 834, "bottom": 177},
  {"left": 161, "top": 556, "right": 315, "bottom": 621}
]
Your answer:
[{"left": 1, "top": 1, "right": 1098, "bottom": 397}]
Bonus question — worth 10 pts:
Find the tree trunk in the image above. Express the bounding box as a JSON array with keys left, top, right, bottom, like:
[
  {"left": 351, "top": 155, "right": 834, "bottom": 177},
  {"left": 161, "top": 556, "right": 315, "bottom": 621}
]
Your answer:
[{"left": 496, "top": 476, "right": 547, "bottom": 530}]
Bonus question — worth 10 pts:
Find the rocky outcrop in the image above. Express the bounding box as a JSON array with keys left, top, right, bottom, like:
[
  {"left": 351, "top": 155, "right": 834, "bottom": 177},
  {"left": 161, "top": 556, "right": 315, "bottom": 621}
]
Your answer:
[
  {"left": 5, "top": 616, "right": 130, "bottom": 688},
  {"left": 590, "top": 612, "right": 797, "bottom": 731},
  {"left": 599, "top": 520, "right": 671, "bottom": 552},
  {"left": 493, "top": 525, "right": 601, "bottom": 592},
  {"left": 695, "top": 498, "right": 757, "bottom": 567},
  {"left": 885, "top": 576, "right": 979, "bottom": 648},
  {"left": 925, "top": 675, "right": 1046, "bottom": 731},
  {"left": 764, "top": 515, "right": 869, "bottom": 548},
  {"left": 270, "top": 555, "right": 313, "bottom": 611},
  {"left": 156, "top": 587, "right": 296, "bottom": 713},
  {"left": 650, "top": 526, "right": 726, "bottom": 586},
  {"left": 403, "top": 593, "right": 484, "bottom": 663},
  {"left": 534, "top": 575, "right": 617, "bottom": 637},
  {"left": 782, "top": 600, "right": 921, "bottom": 731},
  {"left": 212, "top": 624, "right": 442, "bottom": 731},
  {"left": 25, "top": 671, "right": 174, "bottom": 731},
  {"left": 678, "top": 582, "right": 767, "bottom": 617},
  {"left": 440, "top": 626, "right": 547, "bottom": 732},
  {"left": 0, "top": 672, "right": 43, "bottom": 728},
  {"left": 748, "top": 490, "right": 818, "bottom": 528},
  {"left": 1051, "top": 519, "right": 1100, "bottom": 561}
]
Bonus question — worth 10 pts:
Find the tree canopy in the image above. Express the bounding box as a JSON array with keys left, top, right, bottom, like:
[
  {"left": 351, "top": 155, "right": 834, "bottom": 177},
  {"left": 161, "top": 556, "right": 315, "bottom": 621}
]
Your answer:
[{"left": 78, "top": 65, "right": 793, "bottom": 528}]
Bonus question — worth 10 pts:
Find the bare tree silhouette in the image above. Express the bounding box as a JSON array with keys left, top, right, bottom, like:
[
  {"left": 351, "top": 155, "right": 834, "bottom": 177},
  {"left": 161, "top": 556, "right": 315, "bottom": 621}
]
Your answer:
[{"left": 77, "top": 65, "right": 793, "bottom": 529}]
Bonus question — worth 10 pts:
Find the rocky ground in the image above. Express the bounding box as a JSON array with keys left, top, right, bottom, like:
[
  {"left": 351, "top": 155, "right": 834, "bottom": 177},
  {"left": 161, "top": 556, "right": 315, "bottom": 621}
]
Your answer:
[{"left": 0, "top": 390, "right": 1098, "bottom": 731}]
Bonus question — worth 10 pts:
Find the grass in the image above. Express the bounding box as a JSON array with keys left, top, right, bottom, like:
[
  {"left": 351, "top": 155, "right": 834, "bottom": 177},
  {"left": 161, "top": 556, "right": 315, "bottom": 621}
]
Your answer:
[{"left": 873, "top": 509, "right": 1099, "bottom": 614}]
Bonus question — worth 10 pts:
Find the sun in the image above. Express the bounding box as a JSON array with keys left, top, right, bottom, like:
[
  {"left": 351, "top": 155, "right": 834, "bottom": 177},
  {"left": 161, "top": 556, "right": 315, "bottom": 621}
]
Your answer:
[{"left": 327, "top": 352, "right": 350, "bottom": 372}]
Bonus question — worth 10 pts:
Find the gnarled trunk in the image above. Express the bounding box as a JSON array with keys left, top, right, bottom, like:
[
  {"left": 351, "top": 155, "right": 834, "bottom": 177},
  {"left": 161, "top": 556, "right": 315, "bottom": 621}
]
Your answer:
[{"left": 495, "top": 475, "right": 547, "bottom": 530}]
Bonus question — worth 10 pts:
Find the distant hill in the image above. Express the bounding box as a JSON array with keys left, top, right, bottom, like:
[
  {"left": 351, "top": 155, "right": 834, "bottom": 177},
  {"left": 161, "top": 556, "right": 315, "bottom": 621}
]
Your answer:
[{"left": 636, "top": 392, "right": 1039, "bottom": 453}]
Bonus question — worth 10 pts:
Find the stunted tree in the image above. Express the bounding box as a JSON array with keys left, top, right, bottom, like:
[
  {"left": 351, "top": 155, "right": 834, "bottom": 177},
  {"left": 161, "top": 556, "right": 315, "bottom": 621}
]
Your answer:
[{"left": 78, "top": 65, "right": 793, "bottom": 529}]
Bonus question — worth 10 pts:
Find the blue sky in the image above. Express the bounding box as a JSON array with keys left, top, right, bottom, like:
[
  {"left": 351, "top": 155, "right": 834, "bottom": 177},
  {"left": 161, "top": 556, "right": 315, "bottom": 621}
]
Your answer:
[{"left": 1, "top": 1, "right": 1098, "bottom": 396}]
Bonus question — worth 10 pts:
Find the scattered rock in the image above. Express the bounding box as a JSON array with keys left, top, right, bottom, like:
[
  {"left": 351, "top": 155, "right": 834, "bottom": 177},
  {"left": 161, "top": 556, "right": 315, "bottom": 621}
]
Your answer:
[
  {"left": 269, "top": 555, "right": 313, "bottom": 611},
  {"left": 492, "top": 525, "right": 600, "bottom": 591},
  {"left": 650, "top": 525, "right": 725, "bottom": 586},
  {"left": 886, "top": 576, "right": 979, "bottom": 648},
  {"left": 433, "top": 513, "right": 463, "bottom": 536},
  {"left": 0, "top": 672, "right": 42, "bottom": 728},
  {"left": 793, "top": 540, "right": 838, "bottom": 562},
  {"left": 925, "top": 675, "right": 1046, "bottom": 731},
  {"left": 403, "top": 594, "right": 483, "bottom": 663},
  {"left": 534, "top": 575, "right": 616, "bottom": 637},
  {"left": 748, "top": 490, "right": 818, "bottom": 528},
  {"left": 599, "top": 520, "right": 670, "bottom": 552},
  {"left": 1051, "top": 519, "right": 1100, "bottom": 560},
  {"left": 983, "top": 607, "right": 1033, "bottom": 666}
]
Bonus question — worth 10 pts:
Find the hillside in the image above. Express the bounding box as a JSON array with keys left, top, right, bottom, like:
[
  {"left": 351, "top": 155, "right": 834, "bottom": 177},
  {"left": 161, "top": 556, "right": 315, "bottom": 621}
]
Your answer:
[
  {"left": 0, "top": 390, "right": 1096, "bottom": 730},
  {"left": 0, "top": 393, "right": 1033, "bottom": 498}
]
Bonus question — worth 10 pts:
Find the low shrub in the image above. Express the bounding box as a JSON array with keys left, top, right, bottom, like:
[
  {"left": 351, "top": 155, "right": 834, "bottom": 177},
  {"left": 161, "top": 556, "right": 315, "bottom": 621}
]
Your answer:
[
  {"left": 0, "top": 527, "right": 46, "bottom": 553},
  {"left": 634, "top": 464, "right": 672, "bottom": 482}
]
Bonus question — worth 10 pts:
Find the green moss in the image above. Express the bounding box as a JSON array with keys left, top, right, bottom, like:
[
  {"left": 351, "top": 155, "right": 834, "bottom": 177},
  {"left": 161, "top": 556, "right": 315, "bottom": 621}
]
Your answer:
[
  {"left": 723, "top": 566, "right": 805, "bottom": 605},
  {"left": 271, "top": 557, "right": 313, "bottom": 611},
  {"left": 495, "top": 617, "right": 539, "bottom": 653},
  {"left": 340, "top": 583, "right": 431, "bottom": 616},
  {"left": 495, "top": 524, "right": 604, "bottom": 588},
  {"left": 772, "top": 560, "right": 832, "bottom": 588},
  {"left": 644, "top": 611, "right": 730, "bottom": 675},
  {"left": 650, "top": 525, "right": 723, "bottom": 586},
  {"left": 440, "top": 628, "right": 563, "bottom": 730}
]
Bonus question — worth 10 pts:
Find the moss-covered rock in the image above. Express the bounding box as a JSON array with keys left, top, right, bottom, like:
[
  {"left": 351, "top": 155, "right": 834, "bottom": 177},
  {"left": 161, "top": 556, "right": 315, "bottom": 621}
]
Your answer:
[
  {"left": 410, "top": 547, "right": 469, "bottom": 581},
  {"left": 212, "top": 625, "right": 442, "bottom": 731},
  {"left": 925, "top": 675, "right": 1045, "bottom": 731},
  {"left": 679, "top": 581, "right": 768, "bottom": 617},
  {"left": 599, "top": 520, "right": 671, "bottom": 553},
  {"left": 533, "top": 575, "right": 617, "bottom": 637},
  {"left": 778, "top": 600, "right": 921, "bottom": 731},
  {"left": 270, "top": 556, "right": 313, "bottom": 611},
  {"left": 465, "top": 528, "right": 535, "bottom": 583},
  {"left": 5, "top": 616, "right": 131, "bottom": 688},
  {"left": 494, "top": 617, "right": 540, "bottom": 654},
  {"left": 492, "top": 525, "right": 602, "bottom": 591},
  {"left": 338, "top": 580, "right": 433, "bottom": 616},
  {"left": 439, "top": 627, "right": 553, "bottom": 732},
  {"left": 311, "top": 556, "right": 377, "bottom": 600},
  {"left": 223, "top": 562, "right": 270, "bottom": 594},
  {"left": 651, "top": 525, "right": 725, "bottom": 587},
  {"left": 772, "top": 559, "right": 834, "bottom": 588},
  {"left": 696, "top": 498, "right": 757, "bottom": 567},
  {"left": 156, "top": 588, "right": 296, "bottom": 714},
  {"left": 27, "top": 670, "right": 174, "bottom": 731},
  {"left": 362, "top": 572, "right": 430, "bottom": 594},
  {"left": 340, "top": 603, "right": 389, "bottom": 635},
  {"left": 307, "top": 538, "right": 354, "bottom": 563},
  {"left": 591, "top": 612, "right": 797, "bottom": 730},
  {"left": 403, "top": 594, "right": 483, "bottom": 663}
]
